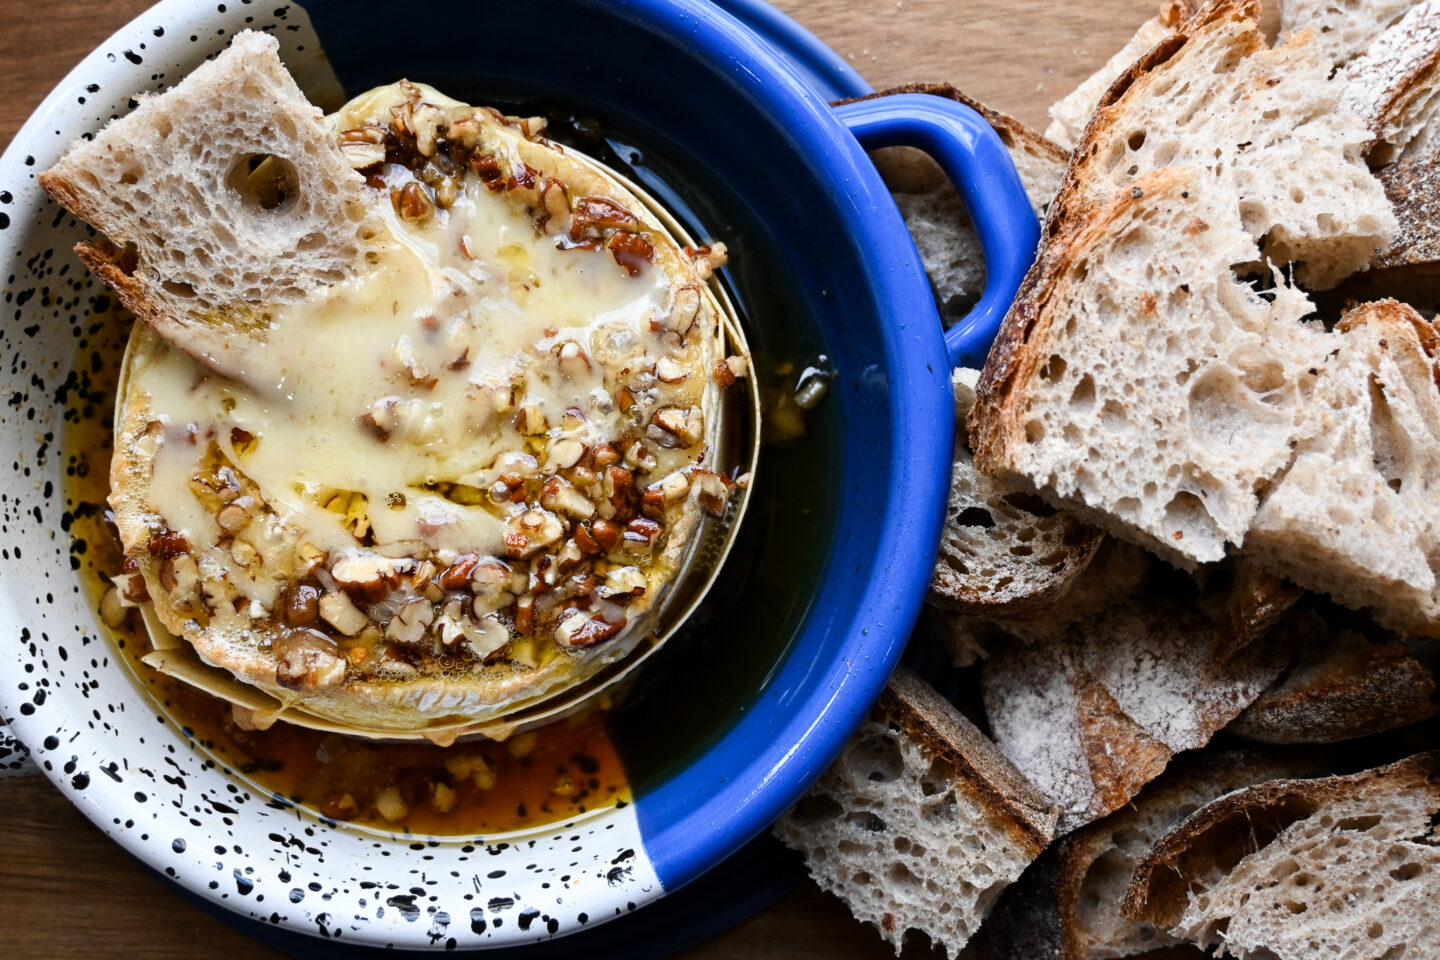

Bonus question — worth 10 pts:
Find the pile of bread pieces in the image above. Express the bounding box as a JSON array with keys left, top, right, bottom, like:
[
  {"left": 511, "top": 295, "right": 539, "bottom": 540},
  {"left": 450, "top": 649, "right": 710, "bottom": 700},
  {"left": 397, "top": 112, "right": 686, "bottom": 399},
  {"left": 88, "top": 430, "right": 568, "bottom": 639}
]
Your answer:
[{"left": 773, "top": 2, "right": 1440, "bottom": 957}]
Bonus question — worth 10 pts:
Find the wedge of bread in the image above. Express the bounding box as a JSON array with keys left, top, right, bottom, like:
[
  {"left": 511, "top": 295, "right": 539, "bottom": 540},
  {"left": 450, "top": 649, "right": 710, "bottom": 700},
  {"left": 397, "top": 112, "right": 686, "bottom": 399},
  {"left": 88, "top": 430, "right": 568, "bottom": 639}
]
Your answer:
[
  {"left": 1122, "top": 752, "right": 1440, "bottom": 959},
  {"left": 1338, "top": 0, "right": 1440, "bottom": 164},
  {"left": 980, "top": 596, "right": 1287, "bottom": 832},
  {"left": 930, "top": 368, "right": 1104, "bottom": 617},
  {"left": 1044, "top": 1, "right": 1196, "bottom": 150},
  {"left": 1229, "top": 607, "right": 1438, "bottom": 742},
  {"left": 1279, "top": 0, "right": 1423, "bottom": 70},
  {"left": 1244, "top": 300, "right": 1440, "bottom": 636},
  {"left": 1041, "top": 0, "right": 1391, "bottom": 289},
  {"left": 978, "top": 747, "right": 1332, "bottom": 960},
  {"left": 972, "top": 167, "right": 1336, "bottom": 568},
  {"left": 773, "top": 664, "right": 1058, "bottom": 959},
  {"left": 38, "top": 31, "right": 384, "bottom": 379}
]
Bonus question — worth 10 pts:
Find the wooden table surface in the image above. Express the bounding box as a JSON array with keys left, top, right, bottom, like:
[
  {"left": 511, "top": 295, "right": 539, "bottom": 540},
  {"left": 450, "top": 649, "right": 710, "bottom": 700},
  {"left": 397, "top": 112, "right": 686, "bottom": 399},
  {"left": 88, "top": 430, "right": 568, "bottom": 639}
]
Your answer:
[{"left": 0, "top": 0, "right": 1155, "bottom": 956}]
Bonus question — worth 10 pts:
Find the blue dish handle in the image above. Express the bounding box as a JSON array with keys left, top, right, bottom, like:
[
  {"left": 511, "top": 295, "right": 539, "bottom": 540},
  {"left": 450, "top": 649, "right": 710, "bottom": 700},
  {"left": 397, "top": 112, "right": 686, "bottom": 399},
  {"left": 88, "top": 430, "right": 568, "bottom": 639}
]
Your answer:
[{"left": 832, "top": 94, "right": 1041, "bottom": 369}]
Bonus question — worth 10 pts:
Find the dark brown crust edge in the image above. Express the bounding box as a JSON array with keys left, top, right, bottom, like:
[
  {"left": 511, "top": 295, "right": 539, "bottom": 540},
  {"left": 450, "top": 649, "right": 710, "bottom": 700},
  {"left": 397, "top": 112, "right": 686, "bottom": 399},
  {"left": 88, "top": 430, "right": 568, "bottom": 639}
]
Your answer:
[
  {"left": 1120, "top": 750, "right": 1440, "bottom": 929},
  {"left": 1039, "top": 0, "right": 1257, "bottom": 246},
  {"left": 1375, "top": 152, "right": 1440, "bottom": 271},
  {"left": 976, "top": 746, "right": 1333, "bottom": 960},
  {"left": 969, "top": 0, "right": 1260, "bottom": 485},
  {"left": 882, "top": 663, "right": 1058, "bottom": 856}
]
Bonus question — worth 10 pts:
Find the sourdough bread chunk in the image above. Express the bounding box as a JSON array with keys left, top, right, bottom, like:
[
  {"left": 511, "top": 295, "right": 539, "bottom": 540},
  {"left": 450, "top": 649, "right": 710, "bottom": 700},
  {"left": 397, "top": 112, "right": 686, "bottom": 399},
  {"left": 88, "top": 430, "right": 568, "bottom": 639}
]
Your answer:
[
  {"left": 930, "top": 368, "right": 1104, "bottom": 616},
  {"left": 1196, "top": 558, "right": 1304, "bottom": 663},
  {"left": 925, "top": 537, "right": 1152, "bottom": 670},
  {"left": 980, "top": 748, "right": 1331, "bottom": 960},
  {"left": 53, "top": 40, "right": 730, "bottom": 735},
  {"left": 1339, "top": 0, "right": 1440, "bottom": 163},
  {"left": 1043, "top": 0, "right": 1393, "bottom": 289},
  {"left": 865, "top": 84, "right": 1069, "bottom": 326},
  {"left": 1246, "top": 301, "right": 1440, "bottom": 635},
  {"left": 1123, "top": 752, "right": 1440, "bottom": 960},
  {"left": 1373, "top": 150, "right": 1440, "bottom": 272},
  {"left": 980, "top": 598, "right": 1286, "bottom": 832},
  {"left": 1044, "top": 1, "right": 1196, "bottom": 150},
  {"left": 773, "top": 664, "right": 1057, "bottom": 959},
  {"left": 972, "top": 169, "right": 1333, "bottom": 567},
  {"left": 38, "top": 32, "right": 384, "bottom": 379},
  {"left": 1280, "top": 0, "right": 1422, "bottom": 70},
  {"left": 1229, "top": 608, "right": 1438, "bottom": 742}
]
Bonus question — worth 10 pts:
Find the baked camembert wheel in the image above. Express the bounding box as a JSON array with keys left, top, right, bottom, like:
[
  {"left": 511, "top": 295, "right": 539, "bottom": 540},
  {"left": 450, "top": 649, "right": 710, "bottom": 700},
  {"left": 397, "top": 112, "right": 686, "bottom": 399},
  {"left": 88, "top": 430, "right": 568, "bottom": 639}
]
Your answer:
[{"left": 100, "top": 78, "right": 739, "bottom": 735}]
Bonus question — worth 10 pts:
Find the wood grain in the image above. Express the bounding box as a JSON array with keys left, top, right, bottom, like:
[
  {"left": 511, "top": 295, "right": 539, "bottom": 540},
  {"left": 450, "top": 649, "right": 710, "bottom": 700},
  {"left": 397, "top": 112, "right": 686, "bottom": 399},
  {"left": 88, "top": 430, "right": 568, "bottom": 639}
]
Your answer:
[{"left": 0, "top": 0, "right": 1157, "bottom": 956}]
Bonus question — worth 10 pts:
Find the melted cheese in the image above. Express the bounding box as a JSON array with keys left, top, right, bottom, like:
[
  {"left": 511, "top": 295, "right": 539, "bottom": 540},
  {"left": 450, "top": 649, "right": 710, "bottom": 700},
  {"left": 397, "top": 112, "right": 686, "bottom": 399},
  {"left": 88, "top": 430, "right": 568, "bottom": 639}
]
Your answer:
[
  {"left": 141, "top": 174, "right": 674, "bottom": 566},
  {"left": 113, "top": 82, "right": 729, "bottom": 733}
]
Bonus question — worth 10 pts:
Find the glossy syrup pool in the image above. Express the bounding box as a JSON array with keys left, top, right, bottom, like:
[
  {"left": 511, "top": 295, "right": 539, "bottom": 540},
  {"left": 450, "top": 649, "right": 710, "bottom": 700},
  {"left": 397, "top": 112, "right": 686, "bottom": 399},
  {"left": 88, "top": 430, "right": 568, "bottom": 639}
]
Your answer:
[{"left": 60, "top": 104, "right": 840, "bottom": 838}]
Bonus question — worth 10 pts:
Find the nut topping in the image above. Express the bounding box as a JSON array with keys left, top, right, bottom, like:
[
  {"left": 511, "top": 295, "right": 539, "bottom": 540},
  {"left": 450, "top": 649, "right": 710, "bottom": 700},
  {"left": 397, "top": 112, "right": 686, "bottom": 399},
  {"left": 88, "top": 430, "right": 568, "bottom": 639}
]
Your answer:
[
  {"left": 570, "top": 195, "right": 640, "bottom": 238},
  {"left": 540, "top": 476, "right": 595, "bottom": 520},
  {"left": 274, "top": 630, "right": 347, "bottom": 691},
  {"left": 395, "top": 181, "right": 434, "bottom": 223},
  {"left": 504, "top": 509, "right": 565, "bottom": 559},
  {"left": 385, "top": 597, "right": 436, "bottom": 646},
  {"left": 318, "top": 590, "right": 369, "bottom": 637},
  {"left": 331, "top": 553, "right": 413, "bottom": 603}
]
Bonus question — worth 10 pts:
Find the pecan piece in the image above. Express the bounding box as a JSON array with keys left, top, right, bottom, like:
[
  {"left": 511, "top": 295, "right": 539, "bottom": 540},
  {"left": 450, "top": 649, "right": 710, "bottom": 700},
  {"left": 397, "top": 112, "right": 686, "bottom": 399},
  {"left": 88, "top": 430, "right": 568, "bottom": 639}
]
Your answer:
[
  {"left": 607, "top": 232, "right": 654, "bottom": 275},
  {"left": 274, "top": 630, "right": 346, "bottom": 691},
  {"left": 570, "top": 195, "right": 639, "bottom": 238}
]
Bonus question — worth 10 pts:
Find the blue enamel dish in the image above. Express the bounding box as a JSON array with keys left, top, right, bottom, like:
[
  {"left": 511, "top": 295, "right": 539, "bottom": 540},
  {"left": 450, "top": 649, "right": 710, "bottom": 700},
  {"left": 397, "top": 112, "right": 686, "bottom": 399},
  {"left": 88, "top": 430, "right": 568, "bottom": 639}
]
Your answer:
[{"left": 0, "top": 0, "right": 1038, "bottom": 950}]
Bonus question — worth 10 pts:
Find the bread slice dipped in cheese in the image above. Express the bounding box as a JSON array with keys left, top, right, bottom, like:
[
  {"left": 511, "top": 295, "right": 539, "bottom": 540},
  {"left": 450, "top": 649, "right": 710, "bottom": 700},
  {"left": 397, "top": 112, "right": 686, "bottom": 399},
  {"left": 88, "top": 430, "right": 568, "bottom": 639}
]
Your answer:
[{"left": 41, "top": 32, "right": 739, "bottom": 738}]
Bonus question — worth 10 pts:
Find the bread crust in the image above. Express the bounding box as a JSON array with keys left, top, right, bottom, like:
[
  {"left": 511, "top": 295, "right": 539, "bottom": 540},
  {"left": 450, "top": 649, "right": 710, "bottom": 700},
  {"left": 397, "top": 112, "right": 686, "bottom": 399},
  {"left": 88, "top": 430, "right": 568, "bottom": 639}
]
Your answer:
[
  {"left": 1339, "top": 0, "right": 1440, "bottom": 164},
  {"left": 1041, "top": 0, "right": 1260, "bottom": 246},
  {"left": 979, "top": 747, "right": 1333, "bottom": 959},
  {"left": 882, "top": 664, "right": 1058, "bottom": 854},
  {"left": 981, "top": 591, "right": 1289, "bottom": 832},
  {"left": 1230, "top": 611, "right": 1438, "bottom": 743},
  {"left": 1374, "top": 151, "right": 1440, "bottom": 271},
  {"left": 970, "top": 166, "right": 1195, "bottom": 490},
  {"left": 1121, "top": 751, "right": 1440, "bottom": 929}
]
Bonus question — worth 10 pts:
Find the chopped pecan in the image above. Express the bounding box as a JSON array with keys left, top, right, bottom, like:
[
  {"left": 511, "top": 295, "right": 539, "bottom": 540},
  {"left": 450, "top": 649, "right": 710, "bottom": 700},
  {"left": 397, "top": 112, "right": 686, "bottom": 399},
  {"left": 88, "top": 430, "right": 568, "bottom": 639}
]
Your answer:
[
  {"left": 280, "top": 582, "right": 321, "bottom": 628},
  {"left": 573, "top": 523, "right": 603, "bottom": 556},
  {"left": 274, "top": 630, "right": 347, "bottom": 691},
  {"left": 554, "top": 612, "right": 626, "bottom": 648},
  {"left": 330, "top": 554, "right": 413, "bottom": 603},
  {"left": 607, "top": 232, "right": 654, "bottom": 275},
  {"left": 590, "top": 519, "right": 622, "bottom": 552},
  {"left": 470, "top": 153, "right": 506, "bottom": 189},
  {"left": 394, "top": 182, "right": 433, "bottom": 223},
  {"left": 541, "top": 476, "right": 595, "bottom": 520},
  {"left": 713, "top": 358, "right": 737, "bottom": 388},
  {"left": 147, "top": 530, "right": 189, "bottom": 558},
  {"left": 318, "top": 590, "right": 368, "bottom": 637},
  {"left": 570, "top": 195, "right": 639, "bottom": 238}
]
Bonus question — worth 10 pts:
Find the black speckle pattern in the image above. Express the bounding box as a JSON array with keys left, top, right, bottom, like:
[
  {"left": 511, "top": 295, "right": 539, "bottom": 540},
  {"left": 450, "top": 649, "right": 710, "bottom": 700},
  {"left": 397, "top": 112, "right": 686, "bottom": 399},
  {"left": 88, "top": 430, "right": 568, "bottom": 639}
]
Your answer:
[
  {"left": 0, "top": 1, "right": 662, "bottom": 948},
  {"left": 0, "top": 725, "right": 36, "bottom": 777}
]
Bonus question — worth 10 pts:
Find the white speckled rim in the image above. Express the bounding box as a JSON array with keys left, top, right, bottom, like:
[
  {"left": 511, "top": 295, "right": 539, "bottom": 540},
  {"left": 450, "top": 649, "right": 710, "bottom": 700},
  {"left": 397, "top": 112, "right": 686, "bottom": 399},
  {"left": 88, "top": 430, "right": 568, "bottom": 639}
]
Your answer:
[{"left": 0, "top": 1, "right": 664, "bottom": 948}]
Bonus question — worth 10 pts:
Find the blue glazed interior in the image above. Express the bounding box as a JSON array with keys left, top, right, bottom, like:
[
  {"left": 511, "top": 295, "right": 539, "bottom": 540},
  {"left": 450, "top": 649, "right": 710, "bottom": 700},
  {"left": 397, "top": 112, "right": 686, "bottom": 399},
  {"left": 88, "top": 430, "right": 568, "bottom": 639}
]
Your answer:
[{"left": 297, "top": 0, "right": 955, "bottom": 892}]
